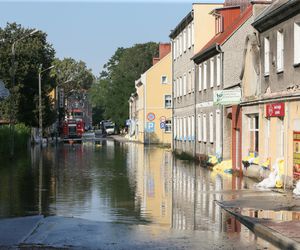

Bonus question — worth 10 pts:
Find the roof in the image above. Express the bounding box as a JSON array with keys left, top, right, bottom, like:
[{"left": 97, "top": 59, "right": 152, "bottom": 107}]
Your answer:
[
  {"left": 252, "top": 0, "right": 300, "bottom": 32},
  {"left": 192, "top": 5, "right": 253, "bottom": 63},
  {"left": 169, "top": 11, "right": 193, "bottom": 39}
]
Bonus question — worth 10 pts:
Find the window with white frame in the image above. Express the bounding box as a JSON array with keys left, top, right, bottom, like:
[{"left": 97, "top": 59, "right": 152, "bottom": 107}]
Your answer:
[
  {"left": 183, "top": 28, "right": 187, "bottom": 52},
  {"left": 183, "top": 117, "right": 187, "bottom": 140},
  {"left": 188, "top": 24, "right": 192, "bottom": 48},
  {"left": 209, "top": 112, "right": 214, "bottom": 143},
  {"left": 203, "top": 61, "right": 207, "bottom": 90},
  {"left": 249, "top": 114, "right": 259, "bottom": 153},
  {"left": 165, "top": 120, "right": 172, "bottom": 133},
  {"left": 183, "top": 73, "right": 187, "bottom": 95},
  {"left": 187, "top": 116, "right": 191, "bottom": 139},
  {"left": 192, "top": 68, "right": 195, "bottom": 92},
  {"left": 216, "top": 54, "right": 221, "bottom": 86},
  {"left": 176, "top": 37, "right": 179, "bottom": 59},
  {"left": 191, "top": 115, "right": 195, "bottom": 140},
  {"left": 161, "top": 75, "right": 168, "bottom": 84},
  {"left": 177, "top": 118, "right": 180, "bottom": 140},
  {"left": 164, "top": 95, "right": 172, "bottom": 108},
  {"left": 173, "top": 80, "right": 176, "bottom": 98},
  {"left": 174, "top": 117, "right": 177, "bottom": 139},
  {"left": 210, "top": 58, "right": 214, "bottom": 88},
  {"left": 264, "top": 37, "right": 270, "bottom": 75},
  {"left": 277, "top": 30, "right": 284, "bottom": 72},
  {"left": 188, "top": 70, "right": 192, "bottom": 93},
  {"left": 216, "top": 16, "right": 223, "bottom": 34},
  {"left": 176, "top": 78, "right": 179, "bottom": 97},
  {"left": 179, "top": 77, "right": 183, "bottom": 97},
  {"left": 179, "top": 33, "right": 182, "bottom": 56},
  {"left": 173, "top": 41, "right": 176, "bottom": 61},
  {"left": 197, "top": 114, "right": 202, "bottom": 141},
  {"left": 192, "top": 22, "right": 195, "bottom": 46},
  {"left": 180, "top": 118, "right": 183, "bottom": 140},
  {"left": 216, "top": 110, "right": 221, "bottom": 153},
  {"left": 199, "top": 64, "right": 202, "bottom": 91},
  {"left": 203, "top": 114, "right": 207, "bottom": 142},
  {"left": 294, "top": 22, "right": 300, "bottom": 65}
]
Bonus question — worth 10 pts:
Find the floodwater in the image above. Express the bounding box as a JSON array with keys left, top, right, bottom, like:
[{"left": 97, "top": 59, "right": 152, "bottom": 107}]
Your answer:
[{"left": 0, "top": 139, "right": 279, "bottom": 249}]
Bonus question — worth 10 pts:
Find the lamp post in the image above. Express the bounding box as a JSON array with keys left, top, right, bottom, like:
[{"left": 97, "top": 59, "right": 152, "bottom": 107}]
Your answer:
[
  {"left": 38, "top": 64, "right": 54, "bottom": 146},
  {"left": 10, "top": 29, "right": 38, "bottom": 157}
]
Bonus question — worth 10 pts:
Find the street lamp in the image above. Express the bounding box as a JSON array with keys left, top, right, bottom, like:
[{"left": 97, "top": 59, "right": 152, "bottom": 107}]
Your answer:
[
  {"left": 10, "top": 28, "right": 39, "bottom": 157},
  {"left": 38, "top": 64, "right": 55, "bottom": 146}
]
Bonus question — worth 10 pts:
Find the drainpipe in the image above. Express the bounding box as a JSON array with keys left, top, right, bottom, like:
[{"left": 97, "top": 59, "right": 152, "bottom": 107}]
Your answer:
[
  {"left": 193, "top": 61, "right": 197, "bottom": 159},
  {"left": 284, "top": 102, "right": 289, "bottom": 190}
]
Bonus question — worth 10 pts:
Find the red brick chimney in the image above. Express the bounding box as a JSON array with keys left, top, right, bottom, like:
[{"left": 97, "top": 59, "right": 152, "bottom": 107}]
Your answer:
[{"left": 152, "top": 43, "right": 171, "bottom": 65}]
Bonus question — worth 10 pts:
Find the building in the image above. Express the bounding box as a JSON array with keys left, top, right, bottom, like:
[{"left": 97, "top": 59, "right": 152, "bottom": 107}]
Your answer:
[
  {"left": 128, "top": 43, "right": 172, "bottom": 145},
  {"left": 171, "top": 3, "right": 222, "bottom": 156},
  {"left": 251, "top": 0, "right": 300, "bottom": 185}
]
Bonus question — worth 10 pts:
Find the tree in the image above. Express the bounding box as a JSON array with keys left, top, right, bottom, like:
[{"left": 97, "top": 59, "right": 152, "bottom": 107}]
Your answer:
[
  {"left": 0, "top": 22, "right": 56, "bottom": 127},
  {"left": 89, "top": 42, "right": 158, "bottom": 126}
]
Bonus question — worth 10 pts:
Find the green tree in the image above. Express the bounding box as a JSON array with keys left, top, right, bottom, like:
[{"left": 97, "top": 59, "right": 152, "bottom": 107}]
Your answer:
[
  {"left": 0, "top": 22, "right": 56, "bottom": 127},
  {"left": 89, "top": 42, "right": 158, "bottom": 126}
]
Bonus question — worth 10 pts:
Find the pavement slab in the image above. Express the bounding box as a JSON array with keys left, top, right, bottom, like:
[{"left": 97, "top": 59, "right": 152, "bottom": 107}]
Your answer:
[{"left": 0, "top": 215, "right": 43, "bottom": 247}]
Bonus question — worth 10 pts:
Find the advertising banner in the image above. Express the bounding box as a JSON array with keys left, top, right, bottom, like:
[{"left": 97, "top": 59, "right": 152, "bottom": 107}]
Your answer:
[{"left": 213, "top": 89, "right": 241, "bottom": 105}]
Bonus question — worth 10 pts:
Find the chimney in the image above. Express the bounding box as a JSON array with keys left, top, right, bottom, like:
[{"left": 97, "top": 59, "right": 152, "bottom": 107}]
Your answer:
[{"left": 159, "top": 43, "right": 171, "bottom": 59}]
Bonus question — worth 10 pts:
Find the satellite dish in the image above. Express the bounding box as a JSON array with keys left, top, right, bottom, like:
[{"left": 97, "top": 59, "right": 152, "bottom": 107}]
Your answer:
[{"left": 0, "top": 80, "right": 10, "bottom": 100}]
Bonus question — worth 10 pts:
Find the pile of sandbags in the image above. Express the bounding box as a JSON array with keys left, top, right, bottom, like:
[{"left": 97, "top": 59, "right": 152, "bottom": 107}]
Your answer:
[{"left": 213, "top": 160, "right": 232, "bottom": 174}]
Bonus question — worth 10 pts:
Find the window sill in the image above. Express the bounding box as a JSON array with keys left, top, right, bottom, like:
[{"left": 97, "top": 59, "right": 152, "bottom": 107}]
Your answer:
[
  {"left": 276, "top": 69, "right": 284, "bottom": 74},
  {"left": 264, "top": 73, "right": 270, "bottom": 77},
  {"left": 293, "top": 63, "right": 300, "bottom": 68}
]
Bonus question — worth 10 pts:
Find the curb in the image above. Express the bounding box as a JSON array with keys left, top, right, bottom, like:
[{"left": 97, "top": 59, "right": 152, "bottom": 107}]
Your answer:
[{"left": 216, "top": 201, "right": 300, "bottom": 250}]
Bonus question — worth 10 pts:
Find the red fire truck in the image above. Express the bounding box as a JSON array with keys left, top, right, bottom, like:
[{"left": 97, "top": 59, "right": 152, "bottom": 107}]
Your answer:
[{"left": 62, "top": 109, "right": 85, "bottom": 141}]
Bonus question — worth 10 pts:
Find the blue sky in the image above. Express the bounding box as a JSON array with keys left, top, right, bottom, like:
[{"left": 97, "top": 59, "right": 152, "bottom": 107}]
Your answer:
[{"left": 0, "top": 0, "right": 223, "bottom": 75}]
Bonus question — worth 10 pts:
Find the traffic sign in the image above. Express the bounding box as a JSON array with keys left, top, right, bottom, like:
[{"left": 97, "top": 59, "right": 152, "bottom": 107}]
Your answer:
[
  {"left": 159, "top": 116, "right": 166, "bottom": 122},
  {"left": 147, "top": 112, "right": 155, "bottom": 121},
  {"left": 160, "top": 122, "right": 165, "bottom": 129},
  {"left": 146, "top": 122, "right": 155, "bottom": 133}
]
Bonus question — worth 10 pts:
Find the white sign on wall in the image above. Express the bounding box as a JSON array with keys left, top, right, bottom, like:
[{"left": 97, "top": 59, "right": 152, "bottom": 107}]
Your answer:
[{"left": 213, "top": 89, "right": 241, "bottom": 105}]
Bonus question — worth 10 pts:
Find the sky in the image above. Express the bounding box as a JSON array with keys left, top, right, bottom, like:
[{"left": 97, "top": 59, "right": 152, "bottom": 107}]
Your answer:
[{"left": 0, "top": 0, "right": 223, "bottom": 76}]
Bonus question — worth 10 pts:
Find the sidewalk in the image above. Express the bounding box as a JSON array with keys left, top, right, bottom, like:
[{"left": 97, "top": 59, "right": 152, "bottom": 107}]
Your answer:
[{"left": 217, "top": 190, "right": 300, "bottom": 250}]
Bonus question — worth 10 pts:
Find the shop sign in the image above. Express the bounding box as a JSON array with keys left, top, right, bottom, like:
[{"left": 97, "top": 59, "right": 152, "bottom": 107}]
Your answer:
[
  {"left": 294, "top": 131, "right": 300, "bottom": 179},
  {"left": 213, "top": 89, "right": 241, "bottom": 105},
  {"left": 266, "top": 103, "right": 285, "bottom": 117}
]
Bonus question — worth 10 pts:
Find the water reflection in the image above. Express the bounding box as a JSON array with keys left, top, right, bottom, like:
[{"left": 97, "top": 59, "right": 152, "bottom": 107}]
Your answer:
[{"left": 0, "top": 141, "right": 278, "bottom": 248}]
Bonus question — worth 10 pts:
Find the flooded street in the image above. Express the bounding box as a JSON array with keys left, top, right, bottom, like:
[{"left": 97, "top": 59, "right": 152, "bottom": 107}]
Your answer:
[{"left": 0, "top": 140, "right": 278, "bottom": 249}]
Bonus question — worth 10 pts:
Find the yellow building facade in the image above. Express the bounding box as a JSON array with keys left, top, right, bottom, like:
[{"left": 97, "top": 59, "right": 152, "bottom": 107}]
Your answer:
[{"left": 129, "top": 44, "right": 172, "bottom": 145}]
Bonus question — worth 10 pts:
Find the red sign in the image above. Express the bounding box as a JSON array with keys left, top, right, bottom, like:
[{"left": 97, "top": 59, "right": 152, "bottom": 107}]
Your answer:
[
  {"left": 147, "top": 112, "right": 155, "bottom": 121},
  {"left": 293, "top": 131, "right": 300, "bottom": 179},
  {"left": 266, "top": 103, "right": 285, "bottom": 117}
]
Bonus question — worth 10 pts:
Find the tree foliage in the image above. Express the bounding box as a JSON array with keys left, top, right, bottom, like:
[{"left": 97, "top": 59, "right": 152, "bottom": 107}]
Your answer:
[
  {"left": 0, "top": 22, "right": 56, "bottom": 127},
  {"left": 89, "top": 42, "right": 158, "bottom": 126}
]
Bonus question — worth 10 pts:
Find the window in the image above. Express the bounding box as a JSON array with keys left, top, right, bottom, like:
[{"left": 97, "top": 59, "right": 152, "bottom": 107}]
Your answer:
[
  {"left": 216, "top": 110, "right": 221, "bottom": 153},
  {"left": 177, "top": 118, "right": 180, "bottom": 140},
  {"left": 188, "top": 116, "right": 191, "bottom": 139},
  {"left": 277, "top": 30, "right": 284, "bottom": 72},
  {"left": 173, "top": 40, "right": 176, "bottom": 61},
  {"left": 176, "top": 38, "right": 179, "bottom": 59},
  {"left": 188, "top": 70, "right": 192, "bottom": 93},
  {"left": 203, "top": 114, "right": 207, "bottom": 142},
  {"left": 188, "top": 24, "right": 192, "bottom": 48},
  {"left": 199, "top": 64, "right": 202, "bottom": 91},
  {"left": 203, "top": 62, "right": 207, "bottom": 90},
  {"left": 209, "top": 112, "right": 214, "bottom": 143},
  {"left": 249, "top": 114, "right": 259, "bottom": 153},
  {"left": 174, "top": 117, "right": 177, "bottom": 139},
  {"left": 210, "top": 58, "right": 214, "bottom": 88},
  {"left": 179, "top": 33, "right": 182, "bottom": 56},
  {"left": 216, "top": 54, "right": 221, "bottom": 86},
  {"left": 264, "top": 37, "right": 270, "bottom": 75},
  {"left": 192, "top": 68, "right": 195, "bottom": 92},
  {"left": 176, "top": 78, "right": 179, "bottom": 98},
  {"left": 165, "top": 120, "right": 172, "bottom": 133},
  {"left": 197, "top": 114, "right": 202, "bottom": 141},
  {"left": 183, "top": 74, "right": 187, "bottom": 96},
  {"left": 183, "top": 28, "right": 187, "bottom": 52},
  {"left": 216, "top": 16, "right": 223, "bottom": 34},
  {"left": 173, "top": 80, "right": 176, "bottom": 98},
  {"left": 294, "top": 23, "right": 300, "bottom": 65},
  {"left": 191, "top": 115, "right": 195, "bottom": 140},
  {"left": 183, "top": 117, "right": 187, "bottom": 140},
  {"left": 179, "top": 77, "right": 183, "bottom": 97},
  {"left": 191, "top": 22, "right": 194, "bottom": 46},
  {"left": 164, "top": 95, "right": 172, "bottom": 108},
  {"left": 180, "top": 118, "right": 183, "bottom": 140},
  {"left": 161, "top": 75, "right": 168, "bottom": 84}
]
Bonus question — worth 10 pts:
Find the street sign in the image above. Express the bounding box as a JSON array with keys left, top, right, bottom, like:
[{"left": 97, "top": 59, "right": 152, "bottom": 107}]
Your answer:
[
  {"left": 147, "top": 112, "right": 155, "bottom": 121},
  {"left": 160, "top": 122, "right": 166, "bottom": 129},
  {"left": 159, "top": 116, "right": 166, "bottom": 122},
  {"left": 146, "top": 122, "right": 155, "bottom": 133}
]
